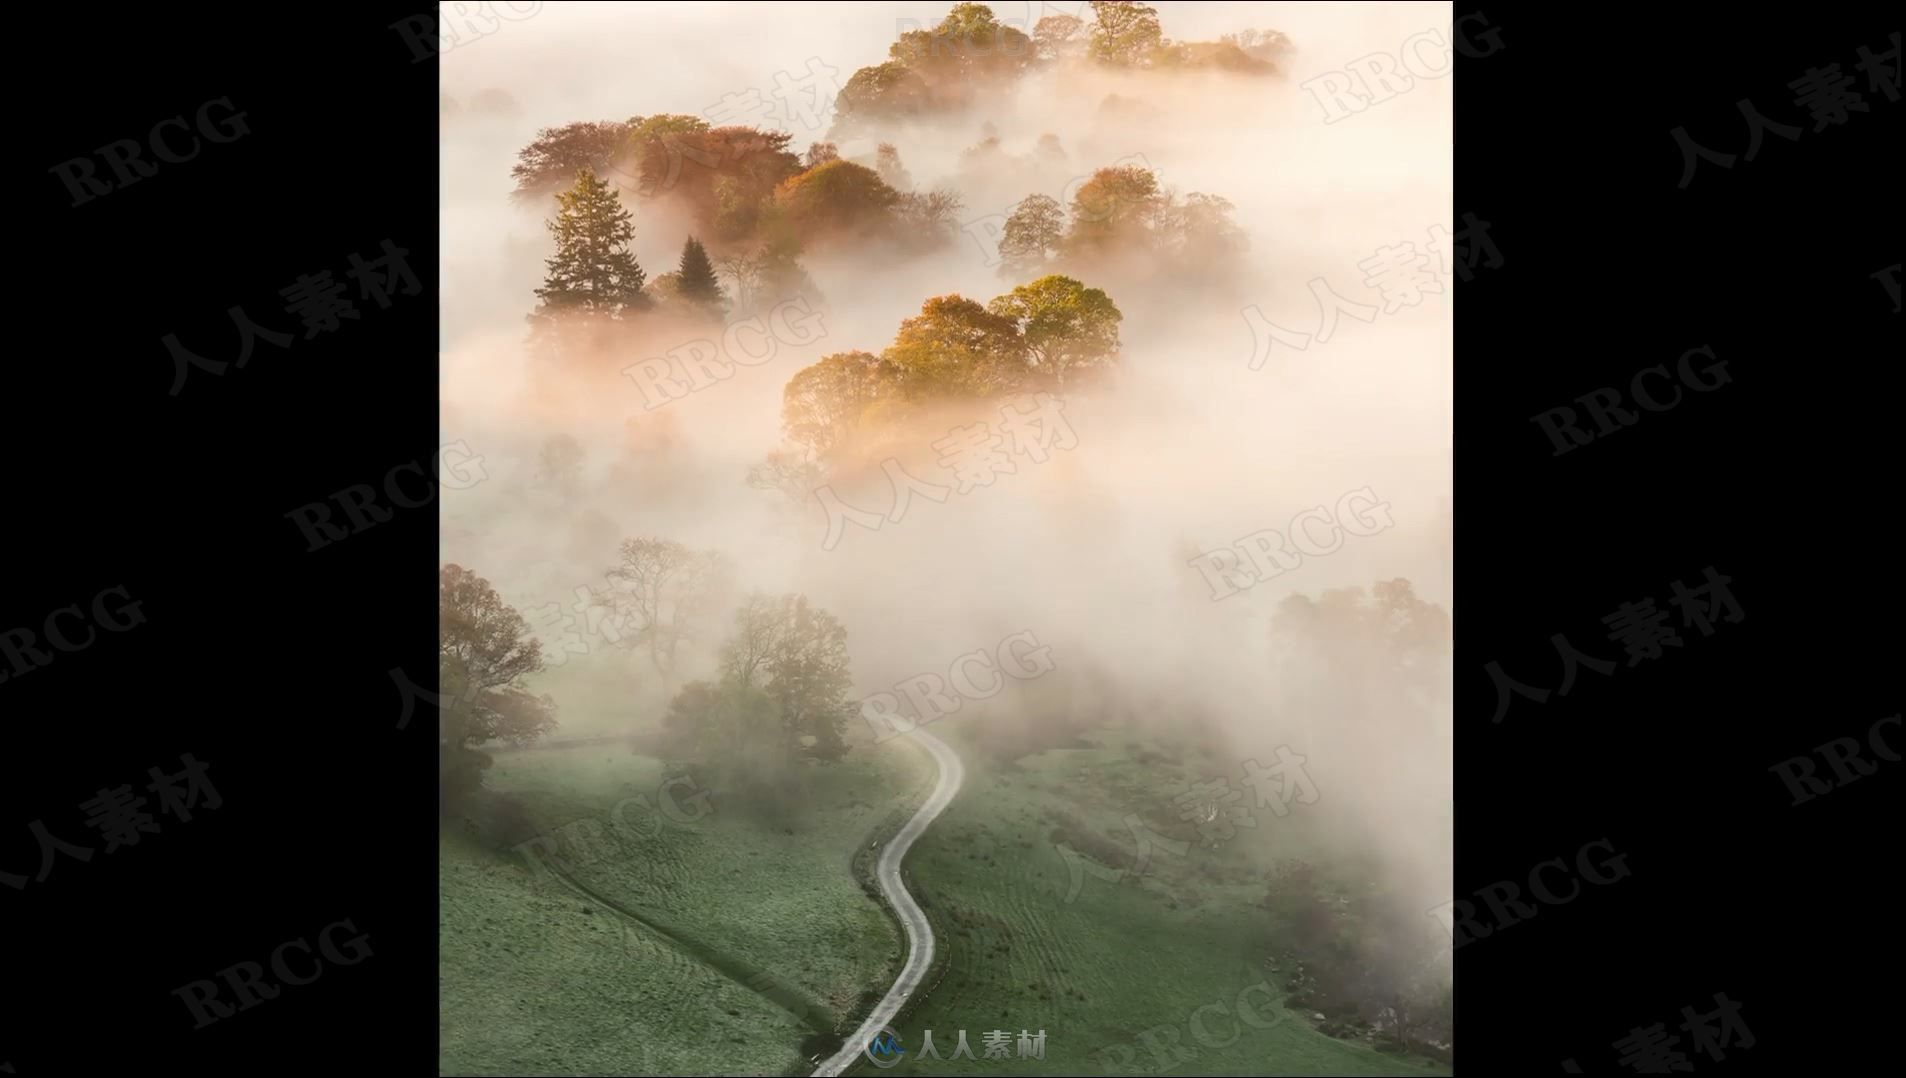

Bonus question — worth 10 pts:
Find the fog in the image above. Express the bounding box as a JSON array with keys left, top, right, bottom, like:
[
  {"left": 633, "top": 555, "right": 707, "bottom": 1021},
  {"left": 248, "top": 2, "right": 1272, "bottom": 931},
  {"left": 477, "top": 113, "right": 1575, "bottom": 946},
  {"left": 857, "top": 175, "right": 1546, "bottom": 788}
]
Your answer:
[{"left": 442, "top": 0, "right": 1452, "bottom": 989}]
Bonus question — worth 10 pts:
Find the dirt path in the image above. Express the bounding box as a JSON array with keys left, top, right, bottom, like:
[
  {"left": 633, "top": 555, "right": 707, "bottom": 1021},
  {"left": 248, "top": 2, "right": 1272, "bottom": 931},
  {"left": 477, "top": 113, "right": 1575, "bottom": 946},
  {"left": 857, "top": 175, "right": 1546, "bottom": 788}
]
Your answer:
[{"left": 813, "top": 728, "right": 965, "bottom": 1077}]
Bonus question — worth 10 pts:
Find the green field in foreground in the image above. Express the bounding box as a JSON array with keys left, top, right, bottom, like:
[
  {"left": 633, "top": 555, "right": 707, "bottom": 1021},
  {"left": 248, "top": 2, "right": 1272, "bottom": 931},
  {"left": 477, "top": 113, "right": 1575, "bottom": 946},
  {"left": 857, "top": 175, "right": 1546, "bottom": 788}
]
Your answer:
[
  {"left": 440, "top": 737, "right": 931, "bottom": 1076},
  {"left": 856, "top": 725, "right": 1449, "bottom": 1077}
]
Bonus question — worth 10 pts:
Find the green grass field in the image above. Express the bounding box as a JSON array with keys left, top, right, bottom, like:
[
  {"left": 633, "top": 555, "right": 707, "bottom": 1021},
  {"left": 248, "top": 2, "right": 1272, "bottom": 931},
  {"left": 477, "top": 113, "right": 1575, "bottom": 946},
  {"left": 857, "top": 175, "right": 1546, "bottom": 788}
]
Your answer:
[
  {"left": 857, "top": 724, "right": 1449, "bottom": 1076},
  {"left": 440, "top": 737, "right": 933, "bottom": 1076},
  {"left": 441, "top": 716, "right": 1449, "bottom": 1077}
]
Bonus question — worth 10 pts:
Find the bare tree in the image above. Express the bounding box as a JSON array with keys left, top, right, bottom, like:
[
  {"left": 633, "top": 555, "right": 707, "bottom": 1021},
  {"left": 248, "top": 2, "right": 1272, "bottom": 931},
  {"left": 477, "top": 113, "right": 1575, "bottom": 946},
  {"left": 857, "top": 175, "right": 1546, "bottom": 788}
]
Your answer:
[
  {"left": 898, "top": 188, "right": 966, "bottom": 242},
  {"left": 746, "top": 447, "right": 823, "bottom": 510},
  {"left": 606, "top": 538, "right": 732, "bottom": 708},
  {"left": 713, "top": 250, "right": 764, "bottom": 312}
]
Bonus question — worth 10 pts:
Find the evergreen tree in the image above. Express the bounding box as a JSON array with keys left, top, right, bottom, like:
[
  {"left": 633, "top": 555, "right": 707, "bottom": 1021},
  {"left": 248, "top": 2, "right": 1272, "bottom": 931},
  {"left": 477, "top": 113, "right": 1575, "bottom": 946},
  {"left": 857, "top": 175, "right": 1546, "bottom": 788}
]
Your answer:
[
  {"left": 675, "top": 236, "right": 726, "bottom": 313},
  {"left": 533, "top": 167, "right": 649, "bottom": 320}
]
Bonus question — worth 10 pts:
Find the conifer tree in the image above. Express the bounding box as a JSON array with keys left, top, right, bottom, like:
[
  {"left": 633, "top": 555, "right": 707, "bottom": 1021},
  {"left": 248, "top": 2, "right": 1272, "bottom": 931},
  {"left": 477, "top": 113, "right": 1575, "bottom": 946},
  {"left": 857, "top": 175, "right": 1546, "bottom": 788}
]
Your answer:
[
  {"left": 675, "top": 236, "right": 726, "bottom": 313},
  {"left": 533, "top": 167, "right": 649, "bottom": 320}
]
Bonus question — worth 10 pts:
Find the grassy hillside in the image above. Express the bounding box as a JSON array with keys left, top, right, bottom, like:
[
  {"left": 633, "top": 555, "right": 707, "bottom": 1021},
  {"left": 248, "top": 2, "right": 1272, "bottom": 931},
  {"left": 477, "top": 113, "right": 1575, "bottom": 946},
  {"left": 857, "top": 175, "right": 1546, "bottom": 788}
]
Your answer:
[
  {"left": 440, "top": 738, "right": 932, "bottom": 1076},
  {"left": 858, "top": 725, "right": 1449, "bottom": 1076}
]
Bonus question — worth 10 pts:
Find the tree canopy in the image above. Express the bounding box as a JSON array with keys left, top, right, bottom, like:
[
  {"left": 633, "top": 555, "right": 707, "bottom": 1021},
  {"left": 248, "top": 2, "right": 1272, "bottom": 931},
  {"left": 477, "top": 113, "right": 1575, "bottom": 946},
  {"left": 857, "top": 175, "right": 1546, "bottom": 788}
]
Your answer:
[
  {"left": 511, "top": 119, "right": 635, "bottom": 201},
  {"left": 986, "top": 275, "right": 1123, "bottom": 389},
  {"left": 772, "top": 160, "right": 902, "bottom": 243},
  {"left": 439, "top": 565, "right": 558, "bottom": 810},
  {"left": 776, "top": 274, "right": 1121, "bottom": 461}
]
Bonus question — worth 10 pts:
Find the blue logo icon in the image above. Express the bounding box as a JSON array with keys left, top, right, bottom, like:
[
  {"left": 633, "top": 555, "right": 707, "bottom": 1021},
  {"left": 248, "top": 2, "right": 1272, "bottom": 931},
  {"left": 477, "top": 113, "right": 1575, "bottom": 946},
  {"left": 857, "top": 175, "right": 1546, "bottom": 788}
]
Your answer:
[{"left": 865, "top": 1026, "right": 906, "bottom": 1068}]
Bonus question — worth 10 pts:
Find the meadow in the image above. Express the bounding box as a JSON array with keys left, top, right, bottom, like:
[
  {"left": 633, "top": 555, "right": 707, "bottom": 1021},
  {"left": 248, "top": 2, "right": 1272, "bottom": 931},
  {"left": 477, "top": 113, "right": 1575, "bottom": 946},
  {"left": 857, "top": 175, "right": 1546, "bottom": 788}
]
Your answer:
[{"left": 440, "top": 735, "right": 933, "bottom": 1076}]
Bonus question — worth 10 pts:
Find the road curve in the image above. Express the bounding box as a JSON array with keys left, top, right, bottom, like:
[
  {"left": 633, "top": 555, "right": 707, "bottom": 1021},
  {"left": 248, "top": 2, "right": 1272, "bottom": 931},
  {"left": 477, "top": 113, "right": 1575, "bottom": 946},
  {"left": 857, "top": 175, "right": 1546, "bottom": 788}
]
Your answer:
[{"left": 813, "top": 728, "right": 964, "bottom": 1077}]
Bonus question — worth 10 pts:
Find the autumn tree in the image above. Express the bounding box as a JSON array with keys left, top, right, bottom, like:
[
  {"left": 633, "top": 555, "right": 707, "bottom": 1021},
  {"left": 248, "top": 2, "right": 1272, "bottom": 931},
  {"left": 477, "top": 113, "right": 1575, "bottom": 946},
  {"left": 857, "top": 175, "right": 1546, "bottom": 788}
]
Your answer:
[
  {"left": 1064, "top": 165, "right": 1164, "bottom": 252},
  {"left": 832, "top": 61, "right": 931, "bottom": 134},
  {"left": 674, "top": 236, "right": 726, "bottom": 315},
  {"left": 986, "top": 275, "right": 1123, "bottom": 389},
  {"left": 511, "top": 120, "right": 635, "bottom": 202},
  {"left": 882, "top": 294, "right": 1029, "bottom": 397},
  {"left": 532, "top": 167, "right": 650, "bottom": 322},
  {"left": 804, "top": 141, "right": 840, "bottom": 169},
  {"left": 440, "top": 565, "right": 558, "bottom": 811},
  {"left": 781, "top": 350, "right": 895, "bottom": 457},
  {"left": 1168, "top": 192, "right": 1248, "bottom": 263},
  {"left": 892, "top": 2, "right": 1035, "bottom": 92},
  {"left": 621, "top": 114, "right": 713, "bottom": 195},
  {"left": 606, "top": 539, "right": 732, "bottom": 709},
  {"left": 1034, "top": 14, "right": 1088, "bottom": 62},
  {"left": 998, "top": 193, "right": 1066, "bottom": 275},
  {"left": 1089, "top": 1, "right": 1163, "bottom": 66},
  {"left": 773, "top": 160, "right": 901, "bottom": 242}
]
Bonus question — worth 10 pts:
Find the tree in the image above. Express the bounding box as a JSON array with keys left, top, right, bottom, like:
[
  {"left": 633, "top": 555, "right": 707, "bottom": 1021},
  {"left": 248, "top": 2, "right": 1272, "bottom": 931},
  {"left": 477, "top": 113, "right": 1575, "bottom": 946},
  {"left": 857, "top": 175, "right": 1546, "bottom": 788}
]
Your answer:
[
  {"left": 675, "top": 236, "right": 726, "bottom": 314},
  {"left": 1064, "top": 165, "right": 1163, "bottom": 252},
  {"left": 1271, "top": 580, "right": 1450, "bottom": 752},
  {"left": 606, "top": 539, "right": 731, "bottom": 708},
  {"left": 622, "top": 124, "right": 803, "bottom": 238},
  {"left": 882, "top": 295, "right": 1030, "bottom": 397},
  {"left": 1167, "top": 192, "right": 1247, "bottom": 264},
  {"left": 720, "top": 594, "right": 854, "bottom": 762},
  {"left": 439, "top": 565, "right": 558, "bottom": 810},
  {"left": 1089, "top": 1, "right": 1163, "bottom": 66},
  {"left": 511, "top": 120, "right": 634, "bottom": 202},
  {"left": 832, "top": 62, "right": 931, "bottom": 134},
  {"left": 714, "top": 249, "right": 764, "bottom": 311},
  {"left": 1227, "top": 28, "right": 1295, "bottom": 64},
  {"left": 535, "top": 434, "right": 585, "bottom": 501},
  {"left": 755, "top": 227, "right": 825, "bottom": 307},
  {"left": 998, "top": 193, "right": 1066, "bottom": 274},
  {"left": 781, "top": 350, "right": 895, "bottom": 457},
  {"left": 532, "top": 167, "right": 650, "bottom": 321},
  {"left": 804, "top": 141, "right": 840, "bottom": 168},
  {"left": 897, "top": 188, "right": 965, "bottom": 243},
  {"left": 773, "top": 160, "right": 901, "bottom": 242},
  {"left": 986, "top": 275, "right": 1123, "bottom": 389},
  {"left": 892, "top": 2, "right": 1034, "bottom": 92},
  {"left": 1034, "top": 14, "right": 1088, "bottom": 62},
  {"left": 664, "top": 678, "right": 782, "bottom": 770},
  {"left": 874, "top": 143, "right": 912, "bottom": 191},
  {"left": 747, "top": 447, "right": 824, "bottom": 509},
  {"left": 621, "top": 114, "right": 714, "bottom": 196}
]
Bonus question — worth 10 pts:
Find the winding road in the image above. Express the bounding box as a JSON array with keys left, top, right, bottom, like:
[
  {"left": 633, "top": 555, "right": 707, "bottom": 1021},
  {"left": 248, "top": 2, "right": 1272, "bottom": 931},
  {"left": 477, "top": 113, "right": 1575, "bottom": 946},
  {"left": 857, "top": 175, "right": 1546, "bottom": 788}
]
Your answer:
[{"left": 813, "top": 728, "right": 965, "bottom": 1077}]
